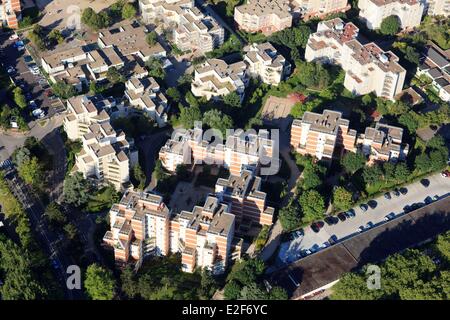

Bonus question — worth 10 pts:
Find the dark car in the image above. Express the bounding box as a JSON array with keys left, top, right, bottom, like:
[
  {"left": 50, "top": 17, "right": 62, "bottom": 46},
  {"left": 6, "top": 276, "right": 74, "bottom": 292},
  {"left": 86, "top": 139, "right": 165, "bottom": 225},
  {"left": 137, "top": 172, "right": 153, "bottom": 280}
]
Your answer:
[
  {"left": 403, "top": 205, "right": 412, "bottom": 213},
  {"left": 310, "top": 221, "right": 324, "bottom": 233},
  {"left": 384, "top": 192, "right": 391, "bottom": 200},
  {"left": 360, "top": 203, "right": 368, "bottom": 212},
  {"left": 345, "top": 209, "right": 356, "bottom": 218},
  {"left": 424, "top": 196, "right": 433, "bottom": 204},
  {"left": 420, "top": 179, "right": 430, "bottom": 187},
  {"left": 328, "top": 235, "right": 338, "bottom": 245},
  {"left": 393, "top": 189, "right": 400, "bottom": 197},
  {"left": 337, "top": 212, "right": 347, "bottom": 221},
  {"left": 324, "top": 216, "right": 339, "bottom": 226},
  {"left": 368, "top": 200, "right": 378, "bottom": 209},
  {"left": 400, "top": 187, "right": 408, "bottom": 195}
]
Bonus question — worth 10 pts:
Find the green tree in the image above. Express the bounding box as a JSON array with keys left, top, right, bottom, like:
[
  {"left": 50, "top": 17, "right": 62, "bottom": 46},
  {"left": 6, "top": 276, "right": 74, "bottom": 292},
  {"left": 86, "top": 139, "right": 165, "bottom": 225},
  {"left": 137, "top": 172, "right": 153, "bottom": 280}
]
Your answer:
[
  {"left": 434, "top": 231, "right": 450, "bottom": 264},
  {"left": 341, "top": 151, "right": 366, "bottom": 174},
  {"left": 178, "top": 104, "right": 202, "bottom": 128},
  {"left": 166, "top": 87, "right": 181, "bottom": 103},
  {"left": 294, "top": 61, "right": 332, "bottom": 89},
  {"left": 362, "top": 165, "right": 383, "bottom": 186},
  {"left": 223, "top": 91, "right": 242, "bottom": 108},
  {"left": 153, "top": 159, "right": 166, "bottom": 181},
  {"left": 13, "top": 87, "right": 27, "bottom": 109},
  {"left": 240, "top": 283, "right": 268, "bottom": 300},
  {"left": 106, "top": 67, "right": 125, "bottom": 84},
  {"left": 52, "top": 81, "right": 76, "bottom": 99},
  {"left": 298, "top": 190, "right": 325, "bottom": 223},
  {"left": 199, "top": 269, "right": 217, "bottom": 299},
  {"left": 13, "top": 147, "right": 31, "bottom": 167},
  {"left": 333, "top": 187, "right": 353, "bottom": 212},
  {"left": 145, "top": 57, "right": 165, "bottom": 80},
  {"left": 63, "top": 172, "right": 91, "bottom": 207},
  {"left": 185, "top": 90, "right": 199, "bottom": 108},
  {"left": 269, "top": 286, "right": 288, "bottom": 300},
  {"left": 380, "top": 15, "right": 400, "bottom": 35},
  {"left": 64, "top": 223, "right": 78, "bottom": 240},
  {"left": 84, "top": 264, "right": 116, "bottom": 300},
  {"left": 203, "top": 109, "right": 234, "bottom": 137},
  {"left": 224, "top": 280, "right": 241, "bottom": 300},
  {"left": 122, "top": 3, "right": 137, "bottom": 20},
  {"left": 131, "top": 163, "right": 146, "bottom": 190},
  {"left": 120, "top": 265, "right": 137, "bottom": 298},
  {"left": 399, "top": 112, "right": 419, "bottom": 133},
  {"left": 279, "top": 201, "right": 302, "bottom": 231},
  {"left": 18, "top": 157, "right": 43, "bottom": 186},
  {"left": 48, "top": 29, "right": 64, "bottom": 45},
  {"left": 393, "top": 163, "right": 410, "bottom": 182},
  {"left": 44, "top": 202, "right": 67, "bottom": 225},
  {"left": 89, "top": 81, "right": 107, "bottom": 94},
  {"left": 82, "top": 8, "right": 110, "bottom": 30},
  {"left": 146, "top": 31, "right": 158, "bottom": 46}
]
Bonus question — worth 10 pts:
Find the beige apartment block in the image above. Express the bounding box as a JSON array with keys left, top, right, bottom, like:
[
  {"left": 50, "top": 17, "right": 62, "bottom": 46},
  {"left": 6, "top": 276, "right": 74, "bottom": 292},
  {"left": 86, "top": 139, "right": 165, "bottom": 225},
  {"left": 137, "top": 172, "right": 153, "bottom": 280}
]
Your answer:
[
  {"left": 358, "top": 0, "right": 424, "bottom": 30},
  {"left": 0, "top": 0, "right": 21, "bottom": 29},
  {"left": 103, "top": 190, "right": 243, "bottom": 274},
  {"left": 215, "top": 169, "right": 275, "bottom": 230},
  {"left": 159, "top": 128, "right": 275, "bottom": 176},
  {"left": 234, "top": 0, "right": 293, "bottom": 35},
  {"left": 243, "top": 42, "right": 291, "bottom": 85},
  {"left": 292, "top": 0, "right": 350, "bottom": 20},
  {"left": 191, "top": 58, "right": 248, "bottom": 100},
  {"left": 305, "top": 18, "right": 406, "bottom": 100},
  {"left": 139, "top": 0, "right": 224, "bottom": 54},
  {"left": 290, "top": 110, "right": 357, "bottom": 161},
  {"left": 64, "top": 95, "right": 137, "bottom": 191},
  {"left": 425, "top": 0, "right": 450, "bottom": 16},
  {"left": 357, "top": 123, "right": 409, "bottom": 163},
  {"left": 125, "top": 77, "right": 169, "bottom": 126}
]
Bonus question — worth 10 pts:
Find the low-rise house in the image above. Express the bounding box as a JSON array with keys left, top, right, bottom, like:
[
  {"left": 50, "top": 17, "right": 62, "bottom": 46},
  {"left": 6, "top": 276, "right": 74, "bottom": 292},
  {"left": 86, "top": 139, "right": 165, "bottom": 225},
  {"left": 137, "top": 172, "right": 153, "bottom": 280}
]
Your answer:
[
  {"left": 191, "top": 58, "right": 248, "bottom": 100},
  {"left": 243, "top": 42, "right": 291, "bottom": 85},
  {"left": 234, "top": 0, "right": 293, "bottom": 35},
  {"left": 290, "top": 110, "right": 357, "bottom": 162},
  {"left": 124, "top": 76, "right": 169, "bottom": 127},
  {"left": 305, "top": 18, "right": 406, "bottom": 100},
  {"left": 358, "top": 0, "right": 424, "bottom": 31},
  {"left": 416, "top": 42, "right": 450, "bottom": 102},
  {"left": 64, "top": 95, "right": 138, "bottom": 191}
]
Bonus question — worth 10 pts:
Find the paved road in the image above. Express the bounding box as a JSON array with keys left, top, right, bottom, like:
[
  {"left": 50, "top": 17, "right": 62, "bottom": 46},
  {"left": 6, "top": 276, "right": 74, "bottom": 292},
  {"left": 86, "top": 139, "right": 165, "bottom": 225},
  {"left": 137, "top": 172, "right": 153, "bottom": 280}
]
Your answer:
[
  {"left": 3, "top": 167, "right": 84, "bottom": 299},
  {"left": 277, "top": 172, "right": 450, "bottom": 265}
]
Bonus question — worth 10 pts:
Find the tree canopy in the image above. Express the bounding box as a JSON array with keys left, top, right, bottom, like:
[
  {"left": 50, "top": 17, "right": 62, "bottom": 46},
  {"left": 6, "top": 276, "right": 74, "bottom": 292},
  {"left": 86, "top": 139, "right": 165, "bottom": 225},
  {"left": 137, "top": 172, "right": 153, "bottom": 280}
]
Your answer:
[
  {"left": 84, "top": 264, "right": 116, "bottom": 300},
  {"left": 380, "top": 15, "right": 400, "bottom": 36}
]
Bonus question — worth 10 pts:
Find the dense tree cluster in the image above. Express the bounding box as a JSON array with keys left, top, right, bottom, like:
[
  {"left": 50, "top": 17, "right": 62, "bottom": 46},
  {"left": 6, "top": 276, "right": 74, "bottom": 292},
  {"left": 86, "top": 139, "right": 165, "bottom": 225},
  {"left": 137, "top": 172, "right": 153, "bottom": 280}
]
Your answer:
[{"left": 380, "top": 15, "right": 400, "bottom": 36}]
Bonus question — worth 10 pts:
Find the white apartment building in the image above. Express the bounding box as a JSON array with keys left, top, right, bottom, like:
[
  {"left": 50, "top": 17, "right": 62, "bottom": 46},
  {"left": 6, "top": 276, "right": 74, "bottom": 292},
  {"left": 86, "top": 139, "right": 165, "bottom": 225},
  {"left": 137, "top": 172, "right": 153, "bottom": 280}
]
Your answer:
[
  {"left": 305, "top": 18, "right": 406, "bottom": 100},
  {"left": 234, "top": 0, "right": 293, "bottom": 35},
  {"left": 243, "top": 42, "right": 291, "bottom": 85},
  {"left": 425, "top": 0, "right": 450, "bottom": 16},
  {"left": 291, "top": 0, "right": 350, "bottom": 20},
  {"left": 191, "top": 58, "right": 248, "bottom": 100},
  {"left": 358, "top": 0, "right": 424, "bottom": 30},
  {"left": 124, "top": 76, "right": 169, "bottom": 127},
  {"left": 64, "top": 95, "right": 138, "bottom": 191}
]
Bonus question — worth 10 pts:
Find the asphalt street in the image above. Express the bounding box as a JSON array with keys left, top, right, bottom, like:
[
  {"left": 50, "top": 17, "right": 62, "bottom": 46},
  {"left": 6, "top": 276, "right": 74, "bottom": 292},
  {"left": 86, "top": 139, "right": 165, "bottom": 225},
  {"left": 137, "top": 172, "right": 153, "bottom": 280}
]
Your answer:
[{"left": 278, "top": 172, "right": 450, "bottom": 265}]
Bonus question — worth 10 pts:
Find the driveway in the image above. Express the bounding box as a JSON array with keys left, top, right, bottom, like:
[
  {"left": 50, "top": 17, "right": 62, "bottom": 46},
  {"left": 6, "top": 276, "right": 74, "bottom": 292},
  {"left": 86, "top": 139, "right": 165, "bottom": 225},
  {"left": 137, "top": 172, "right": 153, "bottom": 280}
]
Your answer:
[{"left": 277, "top": 172, "right": 450, "bottom": 265}]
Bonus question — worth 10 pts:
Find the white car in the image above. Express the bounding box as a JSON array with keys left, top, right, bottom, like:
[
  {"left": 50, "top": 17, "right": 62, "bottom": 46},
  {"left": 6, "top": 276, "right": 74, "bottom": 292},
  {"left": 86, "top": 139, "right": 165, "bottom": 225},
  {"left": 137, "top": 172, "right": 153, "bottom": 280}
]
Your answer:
[
  {"left": 9, "top": 34, "right": 19, "bottom": 41},
  {"left": 7, "top": 66, "right": 15, "bottom": 74},
  {"left": 32, "top": 108, "right": 45, "bottom": 119}
]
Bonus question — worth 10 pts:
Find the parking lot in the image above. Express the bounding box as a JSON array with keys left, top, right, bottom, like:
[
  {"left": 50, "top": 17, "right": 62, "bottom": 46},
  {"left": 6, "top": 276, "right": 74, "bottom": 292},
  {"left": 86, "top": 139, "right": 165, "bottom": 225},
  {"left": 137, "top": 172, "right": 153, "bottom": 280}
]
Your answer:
[
  {"left": 0, "top": 32, "right": 65, "bottom": 119},
  {"left": 277, "top": 172, "right": 450, "bottom": 265}
]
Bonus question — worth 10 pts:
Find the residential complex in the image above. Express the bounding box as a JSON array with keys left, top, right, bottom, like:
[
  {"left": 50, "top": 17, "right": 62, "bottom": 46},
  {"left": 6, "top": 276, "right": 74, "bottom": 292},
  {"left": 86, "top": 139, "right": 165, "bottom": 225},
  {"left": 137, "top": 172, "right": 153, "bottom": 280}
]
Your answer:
[
  {"left": 125, "top": 76, "right": 169, "bottom": 126},
  {"left": 290, "top": 110, "right": 409, "bottom": 163},
  {"left": 191, "top": 58, "right": 248, "bottom": 100},
  {"left": 290, "top": 110, "right": 357, "bottom": 162},
  {"left": 243, "top": 42, "right": 291, "bottom": 85},
  {"left": 358, "top": 0, "right": 424, "bottom": 30},
  {"left": 417, "top": 42, "right": 450, "bottom": 102},
  {"left": 425, "top": 0, "right": 450, "bottom": 16},
  {"left": 234, "top": 0, "right": 293, "bottom": 35},
  {"left": 305, "top": 18, "right": 406, "bottom": 100},
  {"left": 64, "top": 95, "right": 138, "bottom": 191},
  {"left": 159, "top": 128, "right": 275, "bottom": 176},
  {"left": 103, "top": 190, "right": 243, "bottom": 274},
  {"left": 291, "top": 0, "right": 350, "bottom": 20},
  {"left": 139, "top": 0, "right": 224, "bottom": 54},
  {"left": 0, "top": 0, "right": 21, "bottom": 29}
]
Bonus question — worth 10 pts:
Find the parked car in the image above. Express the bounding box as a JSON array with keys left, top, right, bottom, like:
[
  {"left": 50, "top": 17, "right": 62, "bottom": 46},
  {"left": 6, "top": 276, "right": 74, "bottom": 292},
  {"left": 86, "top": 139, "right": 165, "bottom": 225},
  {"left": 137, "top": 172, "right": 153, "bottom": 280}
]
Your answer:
[
  {"left": 424, "top": 196, "right": 433, "bottom": 204},
  {"left": 310, "top": 221, "right": 324, "bottom": 233},
  {"left": 368, "top": 200, "right": 378, "bottom": 209},
  {"left": 420, "top": 179, "right": 430, "bottom": 187},
  {"left": 295, "top": 229, "right": 304, "bottom": 238},
  {"left": 324, "top": 216, "right": 339, "bottom": 226},
  {"left": 345, "top": 209, "right": 356, "bottom": 218},
  {"left": 384, "top": 192, "right": 391, "bottom": 200},
  {"left": 7, "top": 66, "right": 15, "bottom": 74},
  {"left": 403, "top": 205, "right": 412, "bottom": 213},
  {"left": 328, "top": 235, "right": 338, "bottom": 245},
  {"left": 433, "top": 195, "right": 439, "bottom": 201},
  {"left": 441, "top": 170, "right": 450, "bottom": 178},
  {"left": 29, "top": 100, "right": 37, "bottom": 109},
  {"left": 9, "top": 34, "right": 19, "bottom": 41},
  {"left": 360, "top": 203, "right": 368, "bottom": 212},
  {"left": 400, "top": 187, "right": 408, "bottom": 195},
  {"left": 393, "top": 189, "right": 400, "bottom": 197},
  {"left": 365, "top": 221, "right": 374, "bottom": 229},
  {"left": 337, "top": 212, "right": 347, "bottom": 221},
  {"left": 24, "top": 55, "right": 33, "bottom": 64},
  {"left": 384, "top": 212, "right": 396, "bottom": 221}
]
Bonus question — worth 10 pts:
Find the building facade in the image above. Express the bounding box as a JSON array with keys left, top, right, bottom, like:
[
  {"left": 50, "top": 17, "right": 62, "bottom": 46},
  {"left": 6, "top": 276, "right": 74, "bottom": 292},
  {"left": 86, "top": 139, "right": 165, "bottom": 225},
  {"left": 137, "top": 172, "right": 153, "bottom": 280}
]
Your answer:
[
  {"left": 290, "top": 110, "right": 357, "bottom": 161},
  {"left": 291, "top": 0, "right": 350, "bottom": 20},
  {"left": 243, "top": 42, "right": 291, "bottom": 85},
  {"left": 103, "top": 190, "right": 243, "bottom": 274},
  {"left": 425, "top": 0, "right": 450, "bottom": 16},
  {"left": 358, "top": 0, "right": 424, "bottom": 30},
  {"left": 0, "top": 0, "right": 21, "bottom": 29},
  {"left": 305, "top": 18, "right": 406, "bottom": 100},
  {"left": 63, "top": 95, "right": 138, "bottom": 191}
]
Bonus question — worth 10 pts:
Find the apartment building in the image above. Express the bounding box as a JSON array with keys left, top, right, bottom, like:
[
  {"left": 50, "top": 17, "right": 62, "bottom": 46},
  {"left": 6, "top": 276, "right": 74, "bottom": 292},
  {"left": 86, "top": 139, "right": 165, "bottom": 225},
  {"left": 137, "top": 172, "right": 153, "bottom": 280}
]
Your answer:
[
  {"left": 243, "top": 42, "right": 291, "bottom": 85},
  {"left": 64, "top": 95, "right": 138, "bottom": 191},
  {"left": 416, "top": 42, "right": 450, "bottom": 102},
  {"left": 191, "top": 58, "right": 248, "bottom": 100},
  {"left": 140, "top": 0, "right": 192, "bottom": 25},
  {"left": 358, "top": 0, "right": 424, "bottom": 30},
  {"left": 291, "top": 0, "right": 350, "bottom": 20},
  {"left": 125, "top": 76, "right": 169, "bottom": 126},
  {"left": 290, "top": 110, "right": 357, "bottom": 161},
  {"left": 425, "top": 0, "right": 450, "bottom": 16},
  {"left": 305, "top": 18, "right": 406, "bottom": 100},
  {"left": 234, "top": 0, "right": 293, "bottom": 35},
  {"left": 159, "top": 128, "right": 275, "bottom": 176},
  {"left": 216, "top": 169, "right": 274, "bottom": 231},
  {"left": 0, "top": 0, "right": 21, "bottom": 29},
  {"left": 357, "top": 123, "right": 409, "bottom": 163},
  {"left": 103, "top": 190, "right": 242, "bottom": 274}
]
